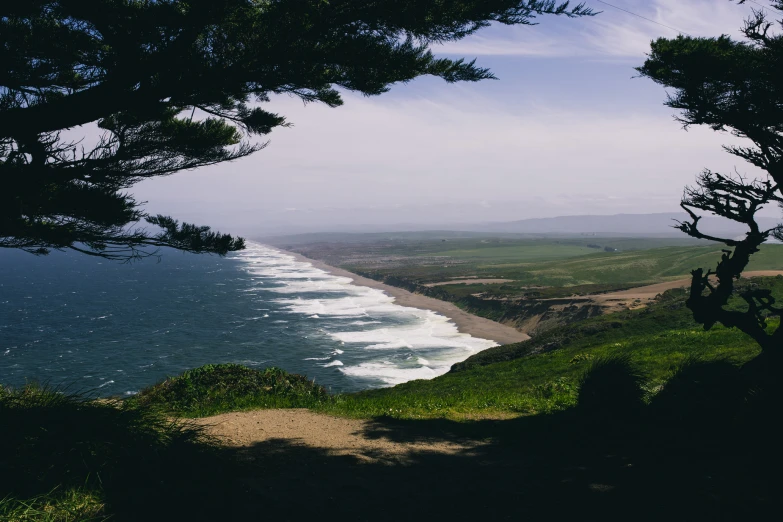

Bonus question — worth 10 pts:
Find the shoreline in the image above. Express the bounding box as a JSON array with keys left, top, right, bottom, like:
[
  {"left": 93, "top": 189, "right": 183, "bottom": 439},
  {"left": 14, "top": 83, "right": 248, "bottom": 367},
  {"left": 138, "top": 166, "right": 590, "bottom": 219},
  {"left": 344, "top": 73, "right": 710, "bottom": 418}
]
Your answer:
[{"left": 276, "top": 247, "right": 530, "bottom": 346}]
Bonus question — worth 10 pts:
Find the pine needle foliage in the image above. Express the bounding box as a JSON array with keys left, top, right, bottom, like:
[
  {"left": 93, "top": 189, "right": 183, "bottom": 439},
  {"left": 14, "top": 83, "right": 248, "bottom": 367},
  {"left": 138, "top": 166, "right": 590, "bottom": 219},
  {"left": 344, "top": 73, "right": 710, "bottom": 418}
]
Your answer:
[
  {"left": 0, "top": 383, "right": 225, "bottom": 520},
  {"left": 0, "top": 0, "right": 594, "bottom": 261}
]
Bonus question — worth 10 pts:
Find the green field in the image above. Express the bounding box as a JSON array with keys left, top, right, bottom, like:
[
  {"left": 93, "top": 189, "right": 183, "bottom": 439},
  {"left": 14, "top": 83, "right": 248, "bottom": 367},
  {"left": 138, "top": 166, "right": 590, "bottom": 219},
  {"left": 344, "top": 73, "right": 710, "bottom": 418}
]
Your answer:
[
  {"left": 283, "top": 235, "right": 783, "bottom": 289},
  {"left": 420, "top": 244, "right": 599, "bottom": 262},
  {"left": 458, "top": 244, "right": 783, "bottom": 287},
  {"left": 380, "top": 243, "right": 783, "bottom": 286}
]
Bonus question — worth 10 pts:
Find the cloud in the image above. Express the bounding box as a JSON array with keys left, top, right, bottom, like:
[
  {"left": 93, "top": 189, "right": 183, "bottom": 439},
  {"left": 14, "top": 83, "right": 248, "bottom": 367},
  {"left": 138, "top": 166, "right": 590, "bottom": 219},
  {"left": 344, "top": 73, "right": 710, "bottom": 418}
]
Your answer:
[
  {"left": 130, "top": 1, "right": 773, "bottom": 233},
  {"left": 435, "top": 0, "right": 751, "bottom": 58},
  {"left": 134, "top": 89, "right": 764, "bottom": 230}
]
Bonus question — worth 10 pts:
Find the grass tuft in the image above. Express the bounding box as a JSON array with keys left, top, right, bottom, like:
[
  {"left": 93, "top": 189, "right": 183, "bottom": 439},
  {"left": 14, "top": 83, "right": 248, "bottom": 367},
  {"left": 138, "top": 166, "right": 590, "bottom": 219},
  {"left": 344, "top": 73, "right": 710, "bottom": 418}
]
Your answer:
[
  {"left": 0, "top": 488, "right": 106, "bottom": 522},
  {"left": 577, "top": 355, "right": 647, "bottom": 417},
  {"left": 129, "top": 363, "right": 329, "bottom": 417}
]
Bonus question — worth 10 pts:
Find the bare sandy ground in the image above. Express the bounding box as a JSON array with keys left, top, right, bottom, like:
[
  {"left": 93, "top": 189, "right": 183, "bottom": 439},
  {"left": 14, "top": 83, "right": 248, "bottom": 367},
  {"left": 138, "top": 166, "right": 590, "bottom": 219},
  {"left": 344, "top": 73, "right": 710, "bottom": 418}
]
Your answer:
[
  {"left": 280, "top": 249, "right": 530, "bottom": 346},
  {"left": 594, "top": 270, "right": 783, "bottom": 303},
  {"left": 194, "top": 409, "right": 477, "bottom": 463},
  {"left": 424, "top": 278, "right": 514, "bottom": 287}
]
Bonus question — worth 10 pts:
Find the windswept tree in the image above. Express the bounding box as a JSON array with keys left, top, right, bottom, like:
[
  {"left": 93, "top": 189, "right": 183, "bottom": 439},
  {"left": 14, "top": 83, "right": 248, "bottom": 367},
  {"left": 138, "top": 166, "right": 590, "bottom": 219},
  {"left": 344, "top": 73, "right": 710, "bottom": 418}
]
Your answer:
[
  {"left": 1, "top": 0, "right": 593, "bottom": 261},
  {"left": 637, "top": 0, "right": 783, "bottom": 352}
]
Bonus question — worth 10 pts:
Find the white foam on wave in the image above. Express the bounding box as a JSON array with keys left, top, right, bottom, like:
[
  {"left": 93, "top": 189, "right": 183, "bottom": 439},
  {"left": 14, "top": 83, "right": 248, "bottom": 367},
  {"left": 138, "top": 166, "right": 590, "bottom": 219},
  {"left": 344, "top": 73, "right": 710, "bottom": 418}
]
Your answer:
[
  {"left": 266, "top": 277, "right": 356, "bottom": 294},
  {"left": 232, "top": 242, "right": 498, "bottom": 387},
  {"left": 341, "top": 362, "right": 439, "bottom": 383},
  {"left": 335, "top": 310, "right": 496, "bottom": 385}
]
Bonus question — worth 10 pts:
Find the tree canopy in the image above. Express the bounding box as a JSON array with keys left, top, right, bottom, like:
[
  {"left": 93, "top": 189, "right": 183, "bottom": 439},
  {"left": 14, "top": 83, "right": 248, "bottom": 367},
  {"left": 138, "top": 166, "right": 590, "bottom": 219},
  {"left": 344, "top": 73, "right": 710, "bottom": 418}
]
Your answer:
[
  {"left": 1, "top": 0, "right": 593, "bottom": 261},
  {"left": 637, "top": 0, "right": 783, "bottom": 352}
]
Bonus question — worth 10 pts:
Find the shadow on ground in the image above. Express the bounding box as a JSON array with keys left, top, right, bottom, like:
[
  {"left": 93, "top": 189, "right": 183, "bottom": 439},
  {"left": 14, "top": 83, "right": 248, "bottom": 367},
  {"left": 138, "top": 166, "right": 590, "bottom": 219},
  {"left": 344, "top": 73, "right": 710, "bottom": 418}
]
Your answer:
[{"left": 2, "top": 356, "right": 781, "bottom": 521}]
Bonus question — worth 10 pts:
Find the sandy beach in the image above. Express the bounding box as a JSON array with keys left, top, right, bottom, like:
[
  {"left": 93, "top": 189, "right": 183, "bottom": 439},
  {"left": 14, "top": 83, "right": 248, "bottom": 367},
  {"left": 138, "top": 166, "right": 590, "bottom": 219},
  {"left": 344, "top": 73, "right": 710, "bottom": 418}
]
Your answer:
[{"left": 279, "top": 249, "right": 530, "bottom": 346}]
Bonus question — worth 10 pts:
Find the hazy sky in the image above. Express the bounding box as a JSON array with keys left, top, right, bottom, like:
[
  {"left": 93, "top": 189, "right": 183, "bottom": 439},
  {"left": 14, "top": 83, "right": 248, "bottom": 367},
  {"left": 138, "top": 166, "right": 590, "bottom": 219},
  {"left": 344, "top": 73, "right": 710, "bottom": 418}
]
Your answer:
[{"left": 133, "top": 0, "right": 771, "bottom": 235}]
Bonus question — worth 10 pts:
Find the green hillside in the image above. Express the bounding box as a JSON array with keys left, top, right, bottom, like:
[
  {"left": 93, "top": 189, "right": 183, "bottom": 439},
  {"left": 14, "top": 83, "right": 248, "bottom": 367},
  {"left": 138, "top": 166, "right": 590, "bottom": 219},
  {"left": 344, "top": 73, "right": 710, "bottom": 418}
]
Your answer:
[{"left": 318, "top": 281, "right": 778, "bottom": 419}]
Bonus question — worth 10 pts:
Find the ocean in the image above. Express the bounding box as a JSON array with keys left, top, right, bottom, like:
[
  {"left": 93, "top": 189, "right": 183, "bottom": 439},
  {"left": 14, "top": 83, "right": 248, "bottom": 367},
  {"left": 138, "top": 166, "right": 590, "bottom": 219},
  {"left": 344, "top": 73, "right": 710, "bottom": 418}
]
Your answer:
[{"left": 0, "top": 242, "right": 496, "bottom": 396}]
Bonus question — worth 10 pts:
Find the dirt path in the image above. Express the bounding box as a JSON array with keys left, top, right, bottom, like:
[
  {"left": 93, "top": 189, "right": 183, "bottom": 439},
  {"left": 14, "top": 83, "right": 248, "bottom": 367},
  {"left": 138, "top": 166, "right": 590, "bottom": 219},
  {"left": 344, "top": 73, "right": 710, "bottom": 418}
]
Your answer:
[
  {"left": 189, "top": 408, "right": 649, "bottom": 521},
  {"left": 193, "top": 409, "right": 477, "bottom": 463},
  {"left": 596, "top": 270, "right": 783, "bottom": 300},
  {"left": 591, "top": 270, "right": 783, "bottom": 310}
]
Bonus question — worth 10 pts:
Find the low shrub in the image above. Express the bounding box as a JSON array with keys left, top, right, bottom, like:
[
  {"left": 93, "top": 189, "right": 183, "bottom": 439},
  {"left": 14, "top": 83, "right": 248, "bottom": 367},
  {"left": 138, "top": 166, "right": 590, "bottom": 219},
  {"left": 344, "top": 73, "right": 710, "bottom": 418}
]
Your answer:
[
  {"left": 577, "top": 355, "right": 646, "bottom": 418},
  {"left": 129, "top": 364, "right": 329, "bottom": 417},
  {"left": 650, "top": 357, "right": 747, "bottom": 430}
]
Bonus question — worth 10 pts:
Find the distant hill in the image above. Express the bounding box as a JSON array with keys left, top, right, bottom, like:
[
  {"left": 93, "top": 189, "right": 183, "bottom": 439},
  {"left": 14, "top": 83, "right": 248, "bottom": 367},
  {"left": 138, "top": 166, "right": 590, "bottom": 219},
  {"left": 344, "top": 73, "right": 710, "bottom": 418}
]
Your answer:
[
  {"left": 259, "top": 212, "right": 781, "bottom": 242},
  {"left": 466, "top": 212, "right": 780, "bottom": 237}
]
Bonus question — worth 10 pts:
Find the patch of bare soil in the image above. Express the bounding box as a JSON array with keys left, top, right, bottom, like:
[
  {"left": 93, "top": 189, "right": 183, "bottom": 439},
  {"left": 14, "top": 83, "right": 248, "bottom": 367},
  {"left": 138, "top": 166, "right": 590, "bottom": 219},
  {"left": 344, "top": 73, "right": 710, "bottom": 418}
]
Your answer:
[
  {"left": 186, "top": 405, "right": 765, "bottom": 521},
  {"left": 194, "top": 409, "right": 478, "bottom": 464},
  {"left": 590, "top": 270, "right": 783, "bottom": 311}
]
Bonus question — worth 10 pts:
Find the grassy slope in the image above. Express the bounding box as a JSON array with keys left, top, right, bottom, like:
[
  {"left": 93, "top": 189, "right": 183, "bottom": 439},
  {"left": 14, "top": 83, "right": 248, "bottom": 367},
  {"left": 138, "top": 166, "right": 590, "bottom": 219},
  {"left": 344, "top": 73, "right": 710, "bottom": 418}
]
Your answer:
[{"left": 427, "top": 244, "right": 597, "bottom": 262}]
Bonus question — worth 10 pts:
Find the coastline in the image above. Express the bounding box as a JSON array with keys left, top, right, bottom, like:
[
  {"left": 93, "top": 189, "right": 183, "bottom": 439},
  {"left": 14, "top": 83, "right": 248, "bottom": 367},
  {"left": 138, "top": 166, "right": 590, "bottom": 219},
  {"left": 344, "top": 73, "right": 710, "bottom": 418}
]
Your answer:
[{"left": 277, "top": 247, "right": 530, "bottom": 346}]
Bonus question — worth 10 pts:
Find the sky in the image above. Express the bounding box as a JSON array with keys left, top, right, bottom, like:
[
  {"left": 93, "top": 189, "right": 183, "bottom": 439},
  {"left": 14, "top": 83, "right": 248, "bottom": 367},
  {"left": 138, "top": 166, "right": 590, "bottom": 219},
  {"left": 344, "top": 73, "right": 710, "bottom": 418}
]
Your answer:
[{"left": 133, "top": 0, "right": 772, "bottom": 236}]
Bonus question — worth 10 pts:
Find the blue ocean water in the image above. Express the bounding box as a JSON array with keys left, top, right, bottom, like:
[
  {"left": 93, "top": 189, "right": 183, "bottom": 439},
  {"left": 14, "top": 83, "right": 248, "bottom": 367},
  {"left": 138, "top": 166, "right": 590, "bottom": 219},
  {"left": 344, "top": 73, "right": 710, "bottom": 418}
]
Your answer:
[{"left": 0, "top": 243, "right": 496, "bottom": 396}]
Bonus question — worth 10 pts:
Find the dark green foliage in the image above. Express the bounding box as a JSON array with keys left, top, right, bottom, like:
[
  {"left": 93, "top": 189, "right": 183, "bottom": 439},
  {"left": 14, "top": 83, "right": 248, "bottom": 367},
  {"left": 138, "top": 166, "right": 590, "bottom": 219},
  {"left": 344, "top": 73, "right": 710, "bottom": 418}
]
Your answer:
[
  {"left": 0, "top": 0, "right": 593, "bottom": 261},
  {"left": 129, "top": 364, "right": 329, "bottom": 416},
  {"left": 576, "top": 355, "right": 646, "bottom": 417},
  {"left": 637, "top": 1, "right": 783, "bottom": 351},
  {"left": 0, "top": 487, "right": 107, "bottom": 521},
  {"left": 0, "top": 383, "right": 230, "bottom": 521},
  {"left": 649, "top": 357, "right": 747, "bottom": 431}
]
